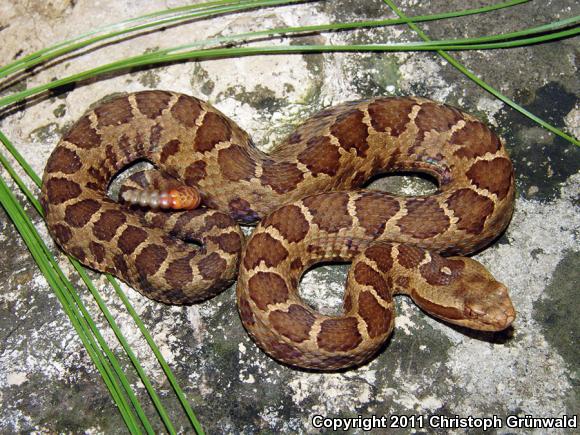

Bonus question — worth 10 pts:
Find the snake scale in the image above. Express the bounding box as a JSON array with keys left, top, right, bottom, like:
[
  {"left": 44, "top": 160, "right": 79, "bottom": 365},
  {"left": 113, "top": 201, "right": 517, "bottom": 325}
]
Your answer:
[{"left": 41, "top": 90, "right": 516, "bottom": 370}]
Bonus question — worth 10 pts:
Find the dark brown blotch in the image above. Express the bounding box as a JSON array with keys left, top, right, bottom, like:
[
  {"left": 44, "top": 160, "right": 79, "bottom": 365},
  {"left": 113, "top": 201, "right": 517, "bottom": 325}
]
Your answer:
[
  {"left": 317, "top": 317, "right": 362, "bottom": 352},
  {"left": 396, "top": 244, "right": 426, "bottom": 269},
  {"left": 452, "top": 121, "right": 501, "bottom": 159},
  {"left": 415, "top": 102, "right": 463, "bottom": 133},
  {"left": 117, "top": 225, "right": 148, "bottom": 255},
  {"left": 113, "top": 253, "right": 129, "bottom": 276},
  {"left": 466, "top": 157, "right": 513, "bottom": 200},
  {"left": 63, "top": 115, "right": 101, "bottom": 149},
  {"left": 45, "top": 147, "right": 81, "bottom": 174},
  {"left": 115, "top": 133, "right": 132, "bottom": 156},
  {"left": 135, "top": 244, "right": 167, "bottom": 277},
  {"left": 238, "top": 296, "right": 255, "bottom": 326},
  {"left": 303, "top": 192, "right": 352, "bottom": 233},
  {"left": 290, "top": 258, "right": 303, "bottom": 272},
  {"left": 64, "top": 199, "right": 101, "bottom": 227},
  {"left": 44, "top": 177, "right": 82, "bottom": 204},
  {"left": 261, "top": 204, "right": 309, "bottom": 243},
  {"left": 184, "top": 160, "right": 207, "bottom": 185},
  {"left": 85, "top": 182, "right": 100, "bottom": 191},
  {"left": 170, "top": 95, "right": 203, "bottom": 128},
  {"left": 354, "top": 194, "right": 399, "bottom": 236},
  {"left": 208, "top": 232, "right": 242, "bottom": 254},
  {"left": 243, "top": 233, "right": 289, "bottom": 270},
  {"left": 201, "top": 212, "right": 235, "bottom": 232},
  {"left": 217, "top": 145, "right": 256, "bottom": 181},
  {"left": 343, "top": 293, "right": 353, "bottom": 313},
  {"left": 297, "top": 136, "right": 341, "bottom": 177},
  {"left": 268, "top": 341, "right": 303, "bottom": 361},
  {"left": 397, "top": 197, "right": 450, "bottom": 239},
  {"left": 164, "top": 256, "right": 194, "bottom": 289},
  {"left": 160, "top": 139, "right": 181, "bottom": 164},
  {"left": 194, "top": 112, "right": 232, "bottom": 152},
  {"left": 260, "top": 162, "right": 304, "bottom": 194},
  {"left": 94, "top": 97, "right": 133, "bottom": 127},
  {"left": 135, "top": 91, "right": 172, "bottom": 119},
  {"left": 248, "top": 271, "right": 289, "bottom": 310},
  {"left": 89, "top": 241, "right": 106, "bottom": 264},
  {"left": 269, "top": 304, "right": 315, "bottom": 343},
  {"left": 198, "top": 252, "right": 227, "bottom": 281},
  {"left": 331, "top": 109, "right": 369, "bottom": 157},
  {"left": 306, "top": 243, "right": 326, "bottom": 258},
  {"left": 358, "top": 291, "right": 392, "bottom": 338},
  {"left": 367, "top": 98, "right": 416, "bottom": 136},
  {"left": 50, "top": 223, "right": 73, "bottom": 245},
  {"left": 353, "top": 262, "right": 390, "bottom": 301},
  {"left": 92, "top": 210, "right": 126, "bottom": 241},
  {"left": 446, "top": 188, "right": 494, "bottom": 234},
  {"left": 170, "top": 212, "right": 198, "bottom": 237},
  {"left": 70, "top": 247, "right": 86, "bottom": 263},
  {"left": 364, "top": 244, "right": 394, "bottom": 273}
]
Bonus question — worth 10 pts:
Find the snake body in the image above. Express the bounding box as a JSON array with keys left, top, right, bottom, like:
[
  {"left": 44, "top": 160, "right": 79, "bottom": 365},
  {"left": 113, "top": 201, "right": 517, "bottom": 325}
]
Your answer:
[{"left": 41, "top": 90, "right": 516, "bottom": 369}]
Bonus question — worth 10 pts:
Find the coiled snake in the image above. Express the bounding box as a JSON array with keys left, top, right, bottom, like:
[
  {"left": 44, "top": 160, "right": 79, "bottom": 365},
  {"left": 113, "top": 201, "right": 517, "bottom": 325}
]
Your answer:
[{"left": 41, "top": 90, "right": 516, "bottom": 370}]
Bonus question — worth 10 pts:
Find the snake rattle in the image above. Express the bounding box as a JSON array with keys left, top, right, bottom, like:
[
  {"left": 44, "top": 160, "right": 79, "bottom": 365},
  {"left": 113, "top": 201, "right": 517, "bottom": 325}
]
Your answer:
[{"left": 41, "top": 90, "right": 515, "bottom": 370}]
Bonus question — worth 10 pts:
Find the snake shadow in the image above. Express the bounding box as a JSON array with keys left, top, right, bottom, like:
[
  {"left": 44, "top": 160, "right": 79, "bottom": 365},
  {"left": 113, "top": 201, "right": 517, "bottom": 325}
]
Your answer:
[
  {"left": 267, "top": 318, "right": 514, "bottom": 374},
  {"left": 440, "top": 320, "right": 515, "bottom": 344}
]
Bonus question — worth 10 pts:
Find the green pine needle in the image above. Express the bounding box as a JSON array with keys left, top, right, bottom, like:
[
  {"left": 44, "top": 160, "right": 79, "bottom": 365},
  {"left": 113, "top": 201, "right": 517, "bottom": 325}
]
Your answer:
[
  {"left": 0, "top": 0, "right": 304, "bottom": 80},
  {"left": 0, "top": 130, "right": 201, "bottom": 434},
  {"left": 381, "top": 0, "right": 579, "bottom": 146}
]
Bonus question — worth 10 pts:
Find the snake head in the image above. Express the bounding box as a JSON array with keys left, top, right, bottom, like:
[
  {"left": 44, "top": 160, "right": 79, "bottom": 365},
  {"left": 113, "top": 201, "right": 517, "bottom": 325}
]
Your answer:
[
  {"left": 454, "top": 259, "right": 516, "bottom": 331},
  {"left": 411, "top": 256, "right": 516, "bottom": 332},
  {"left": 461, "top": 281, "right": 516, "bottom": 331}
]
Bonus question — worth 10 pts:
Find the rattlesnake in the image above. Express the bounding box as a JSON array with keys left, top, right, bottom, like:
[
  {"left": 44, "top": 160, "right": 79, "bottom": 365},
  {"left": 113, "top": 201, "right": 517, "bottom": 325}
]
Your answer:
[{"left": 41, "top": 90, "right": 516, "bottom": 370}]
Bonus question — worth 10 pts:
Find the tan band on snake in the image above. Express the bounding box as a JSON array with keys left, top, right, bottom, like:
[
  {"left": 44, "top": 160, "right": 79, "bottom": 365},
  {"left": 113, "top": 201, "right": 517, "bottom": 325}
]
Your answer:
[{"left": 41, "top": 90, "right": 516, "bottom": 370}]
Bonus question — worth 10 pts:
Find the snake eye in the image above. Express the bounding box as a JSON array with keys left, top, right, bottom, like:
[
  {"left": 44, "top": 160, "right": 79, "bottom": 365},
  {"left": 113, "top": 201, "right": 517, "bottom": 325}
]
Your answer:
[{"left": 440, "top": 266, "right": 452, "bottom": 275}]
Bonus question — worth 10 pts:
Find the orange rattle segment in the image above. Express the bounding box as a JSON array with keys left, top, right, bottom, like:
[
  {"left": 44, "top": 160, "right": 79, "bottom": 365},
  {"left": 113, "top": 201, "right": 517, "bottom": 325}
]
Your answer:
[{"left": 168, "top": 186, "right": 201, "bottom": 210}]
